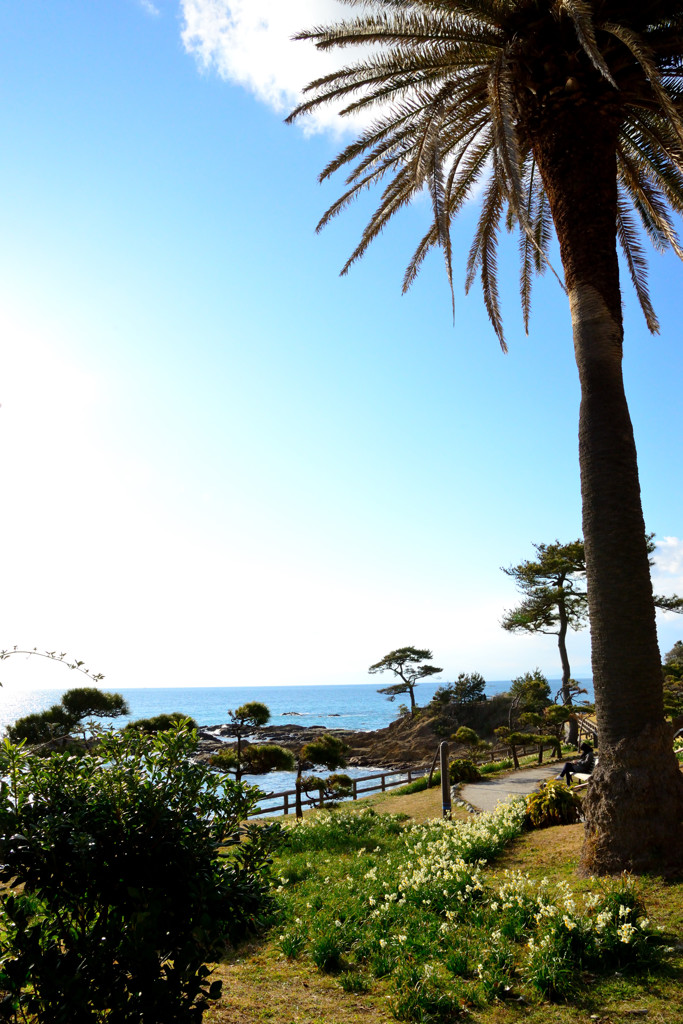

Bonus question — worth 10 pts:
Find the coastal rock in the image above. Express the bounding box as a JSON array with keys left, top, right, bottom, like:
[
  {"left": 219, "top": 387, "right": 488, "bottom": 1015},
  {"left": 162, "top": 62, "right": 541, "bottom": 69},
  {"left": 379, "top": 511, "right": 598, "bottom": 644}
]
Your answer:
[
  {"left": 201, "top": 717, "right": 440, "bottom": 770},
  {"left": 196, "top": 701, "right": 512, "bottom": 771}
]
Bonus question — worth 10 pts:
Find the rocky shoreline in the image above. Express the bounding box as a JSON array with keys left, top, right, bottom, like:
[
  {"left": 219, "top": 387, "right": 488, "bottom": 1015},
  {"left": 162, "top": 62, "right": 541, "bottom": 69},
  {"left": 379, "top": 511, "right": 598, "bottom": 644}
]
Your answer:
[
  {"left": 192, "top": 697, "right": 518, "bottom": 773},
  {"left": 193, "top": 715, "right": 447, "bottom": 773}
]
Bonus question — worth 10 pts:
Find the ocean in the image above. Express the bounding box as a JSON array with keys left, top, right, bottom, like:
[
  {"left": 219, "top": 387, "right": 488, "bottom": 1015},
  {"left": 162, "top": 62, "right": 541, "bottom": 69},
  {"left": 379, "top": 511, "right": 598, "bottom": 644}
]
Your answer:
[
  {"left": 0, "top": 679, "right": 594, "bottom": 736},
  {"left": 0, "top": 679, "right": 593, "bottom": 814}
]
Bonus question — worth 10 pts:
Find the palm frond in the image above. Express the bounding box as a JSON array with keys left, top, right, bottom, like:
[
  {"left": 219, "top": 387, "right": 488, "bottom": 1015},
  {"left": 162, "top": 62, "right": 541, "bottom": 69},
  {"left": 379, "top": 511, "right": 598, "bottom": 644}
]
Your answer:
[
  {"left": 429, "top": 140, "right": 456, "bottom": 318},
  {"left": 288, "top": 0, "right": 683, "bottom": 347},
  {"left": 338, "top": 165, "right": 422, "bottom": 275},
  {"left": 519, "top": 158, "right": 537, "bottom": 333},
  {"left": 556, "top": 0, "right": 617, "bottom": 88},
  {"left": 403, "top": 224, "right": 439, "bottom": 295},
  {"left": 292, "top": 11, "right": 504, "bottom": 53},
  {"left": 466, "top": 166, "right": 507, "bottom": 349},
  {"left": 616, "top": 188, "right": 660, "bottom": 333},
  {"left": 618, "top": 145, "right": 683, "bottom": 258},
  {"left": 533, "top": 184, "right": 553, "bottom": 275},
  {"left": 620, "top": 113, "right": 683, "bottom": 214},
  {"left": 602, "top": 20, "right": 683, "bottom": 149},
  {"left": 488, "top": 54, "right": 524, "bottom": 215}
]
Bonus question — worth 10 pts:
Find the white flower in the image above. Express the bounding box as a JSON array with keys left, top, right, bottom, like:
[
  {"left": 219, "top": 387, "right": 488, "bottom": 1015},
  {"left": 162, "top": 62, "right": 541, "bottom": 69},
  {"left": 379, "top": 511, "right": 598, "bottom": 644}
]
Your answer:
[
  {"left": 617, "top": 922, "right": 636, "bottom": 944},
  {"left": 595, "top": 911, "right": 612, "bottom": 933},
  {"left": 379, "top": 939, "right": 387, "bottom": 948}
]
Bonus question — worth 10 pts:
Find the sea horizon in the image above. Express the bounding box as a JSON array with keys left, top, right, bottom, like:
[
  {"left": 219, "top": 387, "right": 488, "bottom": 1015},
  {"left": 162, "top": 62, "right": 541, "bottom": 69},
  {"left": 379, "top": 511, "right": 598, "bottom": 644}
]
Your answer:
[
  {"left": 0, "top": 677, "right": 595, "bottom": 816},
  {"left": 0, "top": 678, "right": 594, "bottom": 738}
]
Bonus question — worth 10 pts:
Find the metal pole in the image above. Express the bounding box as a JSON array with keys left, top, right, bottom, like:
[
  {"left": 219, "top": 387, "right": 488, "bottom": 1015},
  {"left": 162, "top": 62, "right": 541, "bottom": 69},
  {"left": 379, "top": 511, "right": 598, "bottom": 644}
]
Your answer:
[{"left": 440, "top": 741, "right": 451, "bottom": 819}]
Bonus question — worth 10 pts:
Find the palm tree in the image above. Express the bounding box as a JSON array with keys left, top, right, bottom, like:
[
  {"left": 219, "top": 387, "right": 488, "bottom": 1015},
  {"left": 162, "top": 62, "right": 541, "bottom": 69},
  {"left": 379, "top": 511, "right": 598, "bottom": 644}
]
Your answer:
[{"left": 287, "top": 0, "right": 683, "bottom": 874}]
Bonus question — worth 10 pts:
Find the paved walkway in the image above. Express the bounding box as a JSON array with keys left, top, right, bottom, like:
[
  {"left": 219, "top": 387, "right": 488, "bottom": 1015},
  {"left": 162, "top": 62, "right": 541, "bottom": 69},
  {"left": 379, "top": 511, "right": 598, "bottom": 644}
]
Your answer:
[{"left": 459, "top": 764, "right": 559, "bottom": 814}]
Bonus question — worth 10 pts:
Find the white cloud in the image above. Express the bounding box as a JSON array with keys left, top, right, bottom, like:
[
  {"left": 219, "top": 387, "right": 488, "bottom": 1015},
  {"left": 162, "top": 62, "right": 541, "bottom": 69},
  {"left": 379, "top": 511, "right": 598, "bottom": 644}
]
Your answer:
[
  {"left": 652, "top": 538, "right": 683, "bottom": 630},
  {"left": 140, "top": 0, "right": 161, "bottom": 15},
  {"left": 180, "top": 0, "right": 369, "bottom": 133},
  {"left": 653, "top": 536, "right": 683, "bottom": 577}
]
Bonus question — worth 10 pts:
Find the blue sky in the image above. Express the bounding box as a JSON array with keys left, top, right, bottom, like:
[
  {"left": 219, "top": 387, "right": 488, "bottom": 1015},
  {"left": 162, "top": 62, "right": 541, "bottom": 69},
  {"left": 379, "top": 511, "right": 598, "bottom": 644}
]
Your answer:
[{"left": 0, "top": 0, "right": 681, "bottom": 691}]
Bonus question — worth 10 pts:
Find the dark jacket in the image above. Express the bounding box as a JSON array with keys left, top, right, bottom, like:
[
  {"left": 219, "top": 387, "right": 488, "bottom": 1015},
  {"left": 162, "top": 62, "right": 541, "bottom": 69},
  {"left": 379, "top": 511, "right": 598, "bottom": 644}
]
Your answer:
[{"left": 574, "top": 749, "right": 595, "bottom": 774}]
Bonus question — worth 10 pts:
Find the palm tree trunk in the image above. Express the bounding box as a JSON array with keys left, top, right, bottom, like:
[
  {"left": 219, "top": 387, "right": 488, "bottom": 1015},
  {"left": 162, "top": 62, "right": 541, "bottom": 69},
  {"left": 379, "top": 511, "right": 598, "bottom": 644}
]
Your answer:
[{"left": 529, "top": 105, "right": 683, "bottom": 874}]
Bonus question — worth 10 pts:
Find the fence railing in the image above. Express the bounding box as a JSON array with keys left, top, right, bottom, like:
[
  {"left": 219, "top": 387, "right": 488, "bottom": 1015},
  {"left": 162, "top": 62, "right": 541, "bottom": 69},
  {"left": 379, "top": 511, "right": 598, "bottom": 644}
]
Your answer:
[
  {"left": 250, "top": 737, "right": 581, "bottom": 818},
  {"left": 250, "top": 767, "right": 426, "bottom": 818}
]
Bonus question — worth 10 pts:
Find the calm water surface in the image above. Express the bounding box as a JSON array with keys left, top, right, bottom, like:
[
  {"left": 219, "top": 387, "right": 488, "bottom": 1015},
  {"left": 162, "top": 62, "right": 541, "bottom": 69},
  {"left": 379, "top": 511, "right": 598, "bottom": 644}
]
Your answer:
[{"left": 0, "top": 679, "right": 593, "bottom": 814}]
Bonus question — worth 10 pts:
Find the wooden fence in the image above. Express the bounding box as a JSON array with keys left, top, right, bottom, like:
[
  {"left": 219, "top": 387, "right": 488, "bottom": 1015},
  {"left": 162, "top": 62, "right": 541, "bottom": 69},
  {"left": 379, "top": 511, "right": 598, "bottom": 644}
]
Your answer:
[
  {"left": 250, "top": 767, "right": 426, "bottom": 818},
  {"left": 250, "top": 733, "right": 587, "bottom": 818}
]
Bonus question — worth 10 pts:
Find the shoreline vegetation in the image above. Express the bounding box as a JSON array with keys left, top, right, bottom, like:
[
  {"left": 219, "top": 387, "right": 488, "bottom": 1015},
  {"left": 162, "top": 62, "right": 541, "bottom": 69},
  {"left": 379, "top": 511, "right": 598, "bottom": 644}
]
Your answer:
[
  {"left": 193, "top": 686, "right": 587, "bottom": 775},
  {"left": 1, "top": 695, "right": 681, "bottom": 1020}
]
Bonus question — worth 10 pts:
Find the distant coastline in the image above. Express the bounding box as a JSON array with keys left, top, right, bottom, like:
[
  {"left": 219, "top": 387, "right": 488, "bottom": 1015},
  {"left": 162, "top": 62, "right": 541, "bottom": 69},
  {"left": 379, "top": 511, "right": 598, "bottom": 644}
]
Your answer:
[{"left": 0, "top": 679, "right": 594, "bottom": 738}]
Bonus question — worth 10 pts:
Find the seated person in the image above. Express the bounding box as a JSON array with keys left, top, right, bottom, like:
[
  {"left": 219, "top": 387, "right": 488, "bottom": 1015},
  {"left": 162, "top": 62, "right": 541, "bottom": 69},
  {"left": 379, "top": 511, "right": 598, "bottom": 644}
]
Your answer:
[{"left": 556, "top": 742, "right": 595, "bottom": 784}]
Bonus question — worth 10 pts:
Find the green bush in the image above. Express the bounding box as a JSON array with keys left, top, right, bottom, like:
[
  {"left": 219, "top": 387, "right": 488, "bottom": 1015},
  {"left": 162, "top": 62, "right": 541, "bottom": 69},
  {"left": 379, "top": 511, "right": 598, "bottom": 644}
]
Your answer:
[
  {"left": 243, "top": 743, "right": 295, "bottom": 774},
  {"left": 524, "top": 780, "right": 583, "bottom": 829},
  {"left": 0, "top": 725, "right": 281, "bottom": 1022},
  {"left": 338, "top": 971, "right": 370, "bottom": 993},
  {"left": 8, "top": 687, "right": 129, "bottom": 744},
  {"left": 478, "top": 758, "right": 513, "bottom": 774},
  {"left": 389, "top": 960, "right": 462, "bottom": 1023},
  {"left": 454, "top": 725, "right": 480, "bottom": 747},
  {"left": 210, "top": 748, "right": 240, "bottom": 771},
  {"left": 448, "top": 758, "right": 481, "bottom": 784},
  {"left": 5, "top": 705, "right": 74, "bottom": 744},
  {"left": 210, "top": 742, "right": 295, "bottom": 779},
  {"left": 125, "top": 711, "right": 198, "bottom": 733}
]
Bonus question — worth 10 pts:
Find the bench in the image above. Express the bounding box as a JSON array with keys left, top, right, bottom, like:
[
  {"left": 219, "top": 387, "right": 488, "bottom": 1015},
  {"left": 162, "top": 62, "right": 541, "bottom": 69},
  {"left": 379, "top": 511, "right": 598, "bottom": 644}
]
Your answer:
[{"left": 569, "top": 756, "right": 599, "bottom": 790}]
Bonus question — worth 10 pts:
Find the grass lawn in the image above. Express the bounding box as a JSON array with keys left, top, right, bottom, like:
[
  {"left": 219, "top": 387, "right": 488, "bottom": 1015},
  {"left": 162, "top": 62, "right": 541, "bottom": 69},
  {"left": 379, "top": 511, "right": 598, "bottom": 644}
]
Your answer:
[{"left": 205, "top": 785, "right": 683, "bottom": 1024}]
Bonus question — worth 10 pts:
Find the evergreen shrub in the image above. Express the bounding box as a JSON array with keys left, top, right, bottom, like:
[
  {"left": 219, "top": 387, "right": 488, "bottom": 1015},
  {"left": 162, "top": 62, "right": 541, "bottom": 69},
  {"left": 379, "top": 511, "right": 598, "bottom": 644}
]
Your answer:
[
  {"left": 0, "top": 725, "right": 280, "bottom": 1022},
  {"left": 448, "top": 758, "right": 481, "bottom": 784}
]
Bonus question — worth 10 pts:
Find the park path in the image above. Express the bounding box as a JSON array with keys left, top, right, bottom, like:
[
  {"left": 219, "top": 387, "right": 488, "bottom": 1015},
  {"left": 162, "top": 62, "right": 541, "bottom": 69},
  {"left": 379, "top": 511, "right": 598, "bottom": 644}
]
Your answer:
[{"left": 459, "top": 764, "right": 559, "bottom": 814}]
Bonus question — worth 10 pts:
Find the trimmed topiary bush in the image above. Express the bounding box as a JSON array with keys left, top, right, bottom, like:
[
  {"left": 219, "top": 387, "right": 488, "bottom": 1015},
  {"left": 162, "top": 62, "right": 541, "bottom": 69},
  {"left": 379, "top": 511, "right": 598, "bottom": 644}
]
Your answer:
[
  {"left": 125, "top": 711, "right": 197, "bottom": 734},
  {"left": 448, "top": 758, "right": 481, "bottom": 784}
]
